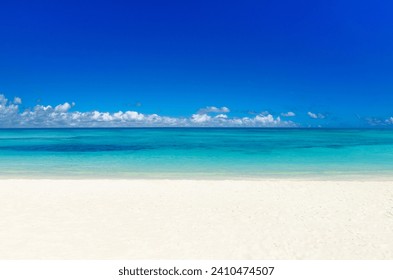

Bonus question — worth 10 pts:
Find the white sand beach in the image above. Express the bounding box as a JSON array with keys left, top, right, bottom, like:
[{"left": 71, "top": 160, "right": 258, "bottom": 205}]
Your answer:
[{"left": 0, "top": 179, "right": 392, "bottom": 259}]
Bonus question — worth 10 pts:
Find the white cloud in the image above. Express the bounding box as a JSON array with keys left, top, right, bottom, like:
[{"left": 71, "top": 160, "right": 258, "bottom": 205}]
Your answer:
[
  {"left": 191, "top": 114, "right": 211, "bottom": 123},
  {"left": 367, "top": 117, "right": 383, "bottom": 126},
  {"left": 308, "top": 112, "right": 325, "bottom": 119},
  {"left": 13, "top": 97, "right": 22, "bottom": 104},
  {"left": 197, "top": 106, "right": 230, "bottom": 114},
  {"left": 55, "top": 102, "right": 72, "bottom": 113},
  {"left": 114, "top": 111, "right": 145, "bottom": 121},
  {"left": 0, "top": 95, "right": 8, "bottom": 106},
  {"left": 253, "top": 114, "right": 286, "bottom": 126},
  {"left": 367, "top": 117, "right": 393, "bottom": 126},
  {"left": 0, "top": 95, "right": 20, "bottom": 127},
  {"left": 385, "top": 117, "right": 393, "bottom": 124},
  {"left": 215, "top": 114, "right": 228, "bottom": 119},
  {"left": 0, "top": 94, "right": 297, "bottom": 128},
  {"left": 281, "top": 111, "right": 296, "bottom": 117}
]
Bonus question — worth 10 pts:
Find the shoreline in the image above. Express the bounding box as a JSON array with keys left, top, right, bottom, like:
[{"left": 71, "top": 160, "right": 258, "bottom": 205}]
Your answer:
[
  {"left": 2, "top": 173, "right": 393, "bottom": 181},
  {"left": 1, "top": 179, "right": 393, "bottom": 259}
]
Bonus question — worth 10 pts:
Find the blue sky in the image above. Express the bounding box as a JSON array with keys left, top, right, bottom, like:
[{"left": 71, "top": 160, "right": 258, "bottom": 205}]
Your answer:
[{"left": 1, "top": 0, "right": 393, "bottom": 127}]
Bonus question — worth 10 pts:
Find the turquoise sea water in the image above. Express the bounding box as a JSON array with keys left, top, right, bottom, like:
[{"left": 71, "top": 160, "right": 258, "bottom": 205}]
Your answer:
[{"left": 0, "top": 128, "right": 393, "bottom": 179}]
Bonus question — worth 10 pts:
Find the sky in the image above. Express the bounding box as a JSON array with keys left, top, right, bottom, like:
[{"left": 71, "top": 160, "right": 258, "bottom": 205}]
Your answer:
[{"left": 1, "top": 0, "right": 393, "bottom": 127}]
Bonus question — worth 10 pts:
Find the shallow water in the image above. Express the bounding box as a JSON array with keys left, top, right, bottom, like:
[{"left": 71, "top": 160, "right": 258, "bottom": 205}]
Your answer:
[{"left": 1, "top": 128, "right": 393, "bottom": 179}]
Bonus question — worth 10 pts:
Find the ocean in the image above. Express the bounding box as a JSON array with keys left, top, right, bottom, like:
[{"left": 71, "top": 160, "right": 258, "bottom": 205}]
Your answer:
[{"left": 0, "top": 128, "right": 393, "bottom": 179}]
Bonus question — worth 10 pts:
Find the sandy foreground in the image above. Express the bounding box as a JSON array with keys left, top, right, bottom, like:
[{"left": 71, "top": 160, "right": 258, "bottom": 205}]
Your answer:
[{"left": 0, "top": 179, "right": 392, "bottom": 260}]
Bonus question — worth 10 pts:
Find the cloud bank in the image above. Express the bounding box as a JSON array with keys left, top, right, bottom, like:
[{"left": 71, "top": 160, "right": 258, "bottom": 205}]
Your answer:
[{"left": 0, "top": 94, "right": 296, "bottom": 128}]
